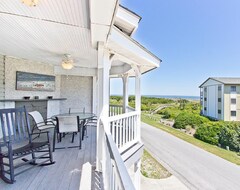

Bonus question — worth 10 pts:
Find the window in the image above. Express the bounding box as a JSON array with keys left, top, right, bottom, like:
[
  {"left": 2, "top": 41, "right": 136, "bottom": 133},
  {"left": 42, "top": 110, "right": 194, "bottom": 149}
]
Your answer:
[
  {"left": 218, "top": 110, "right": 221, "bottom": 114},
  {"left": 231, "top": 86, "right": 236, "bottom": 92},
  {"left": 218, "top": 86, "right": 222, "bottom": 91},
  {"left": 231, "top": 111, "right": 236, "bottom": 117},
  {"left": 204, "top": 107, "right": 207, "bottom": 111},
  {"left": 204, "top": 97, "right": 207, "bottom": 101},
  {"left": 218, "top": 98, "right": 221, "bottom": 102},
  {"left": 231, "top": 98, "right": 236, "bottom": 104},
  {"left": 204, "top": 87, "right": 207, "bottom": 92}
]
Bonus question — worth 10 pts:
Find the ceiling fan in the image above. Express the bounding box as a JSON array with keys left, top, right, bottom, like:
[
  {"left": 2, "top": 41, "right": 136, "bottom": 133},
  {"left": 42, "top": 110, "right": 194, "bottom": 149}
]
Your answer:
[
  {"left": 61, "top": 54, "right": 74, "bottom": 70},
  {"left": 22, "top": 0, "right": 39, "bottom": 7}
]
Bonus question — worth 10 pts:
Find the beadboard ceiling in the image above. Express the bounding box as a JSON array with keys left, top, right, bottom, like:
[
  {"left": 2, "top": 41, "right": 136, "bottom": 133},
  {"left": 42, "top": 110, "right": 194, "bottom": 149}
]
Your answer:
[{"left": 0, "top": 0, "right": 98, "bottom": 68}]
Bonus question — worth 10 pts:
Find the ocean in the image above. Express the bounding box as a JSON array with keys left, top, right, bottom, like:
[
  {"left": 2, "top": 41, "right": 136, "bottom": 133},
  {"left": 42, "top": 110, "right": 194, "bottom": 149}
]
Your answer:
[{"left": 143, "top": 95, "right": 200, "bottom": 101}]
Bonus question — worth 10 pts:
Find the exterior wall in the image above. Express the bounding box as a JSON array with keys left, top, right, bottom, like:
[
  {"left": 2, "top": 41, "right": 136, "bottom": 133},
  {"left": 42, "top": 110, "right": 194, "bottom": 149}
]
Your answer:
[
  {"left": 60, "top": 75, "right": 92, "bottom": 113},
  {"left": 202, "top": 82, "right": 240, "bottom": 121},
  {"left": 0, "top": 55, "right": 93, "bottom": 115},
  {"left": 201, "top": 79, "right": 224, "bottom": 120},
  {"left": 203, "top": 87, "right": 207, "bottom": 115},
  {"left": 207, "top": 85, "right": 218, "bottom": 119},
  {"left": 1, "top": 56, "right": 62, "bottom": 116},
  {"left": 224, "top": 85, "right": 240, "bottom": 121},
  {"left": 217, "top": 85, "right": 223, "bottom": 120},
  {"left": 4, "top": 56, "right": 61, "bottom": 100},
  {"left": 224, "top": 86, "right": 230, "bottom": 121},
  {"left": 0, "top": 56, "right": 93, "bottom": 138}
]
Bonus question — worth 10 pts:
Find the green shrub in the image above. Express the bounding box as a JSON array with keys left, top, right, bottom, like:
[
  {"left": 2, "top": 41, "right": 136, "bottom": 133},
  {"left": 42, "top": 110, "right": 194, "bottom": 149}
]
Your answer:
[
  {"left": 141, "top": 104, "right": 150, "bottom": 111},
  {"left": 161, "top": 110, "right": 170, "bottom": 119},
  {"left": 173, "top": 112, "right": 208, "bottom": 129},
  {"left": 173, "top": 113, "right": 189, "bottom": 129},
  {"left": 194, "top": 122, "right": 222, "bottom": 145},
  {"left": 157, "top": 107, "right": 181, "bottom": 119},
  {"left": 219, "top": 122, "right": 240, "bottom": 151}
]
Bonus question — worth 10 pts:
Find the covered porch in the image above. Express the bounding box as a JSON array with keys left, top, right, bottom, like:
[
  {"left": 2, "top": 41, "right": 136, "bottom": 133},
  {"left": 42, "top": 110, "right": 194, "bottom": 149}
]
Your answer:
[
  {"left": 0, "top": 0, "right": 160, "bottom": 189},
  {"left": 0, "top": 126, "right": 98, "bottom": 190}
]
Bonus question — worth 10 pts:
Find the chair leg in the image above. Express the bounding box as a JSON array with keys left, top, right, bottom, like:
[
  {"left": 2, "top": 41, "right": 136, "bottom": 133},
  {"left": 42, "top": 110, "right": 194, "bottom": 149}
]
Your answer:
[
  {"left": 79, "top": 129, "right": 82, "bottom": 149},
  {"left": 85, "top": 126, "right": 88, "bottom": 138},
  {"left": 48, "top": 144, "right": 54, "bottom": 163},
  {"left": 82, "top": 126, "right": 85, "bottom": 140},
  {"left": 31, "top": 152, "right": 36, "bottom": 164},
  {"left": 0, "top": 156, "right": 14, "bottom": 184},
  {"left": 8, "top": 153, "right": 15, "bottom": 183},
  {"left": 72, "top": 133, "right": 75, "bottom": 143},
  {"left": 59, "top": 133, "right": 62, "bottom": 142},
  {"left": 53, "top": 127, "right": 56, "bottom": 152}
]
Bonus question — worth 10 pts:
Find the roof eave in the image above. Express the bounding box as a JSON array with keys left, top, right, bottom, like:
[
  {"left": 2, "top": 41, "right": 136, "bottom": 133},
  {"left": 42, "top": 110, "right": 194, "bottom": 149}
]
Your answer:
[{"left": 107, "top": 27, "right": 161, "bottom": 71}]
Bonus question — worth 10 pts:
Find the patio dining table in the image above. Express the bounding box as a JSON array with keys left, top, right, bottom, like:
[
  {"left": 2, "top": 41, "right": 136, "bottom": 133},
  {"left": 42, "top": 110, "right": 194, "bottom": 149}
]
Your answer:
[
  {"left": 51, "top": 112, "right": 96, "bottom": 149},
  {"left": 52, "top": 112, "right": 95, "bottom": 120}
]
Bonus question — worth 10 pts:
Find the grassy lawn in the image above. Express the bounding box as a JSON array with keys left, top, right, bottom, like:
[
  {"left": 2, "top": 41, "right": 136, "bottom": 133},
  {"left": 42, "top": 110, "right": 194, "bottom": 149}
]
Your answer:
[
  {"left": 142, "top": 114, "right": 240, "bottom": 165},
  {"left": 141, "top": 149, "right": 171, "bottom": 179}
]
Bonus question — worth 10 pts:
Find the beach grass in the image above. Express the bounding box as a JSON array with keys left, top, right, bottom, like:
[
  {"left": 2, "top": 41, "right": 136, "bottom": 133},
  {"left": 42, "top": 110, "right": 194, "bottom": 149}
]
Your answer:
[
  {"left": 141, "top": 149, "right": 171, "bottom": 179},
  {"left": 142, "top": 114, "right": 240, "bottom": 165}
]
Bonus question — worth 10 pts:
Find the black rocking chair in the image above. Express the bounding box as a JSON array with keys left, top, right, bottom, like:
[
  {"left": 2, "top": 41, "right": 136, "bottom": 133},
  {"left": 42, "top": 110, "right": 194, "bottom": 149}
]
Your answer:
[{"left": 0, "top": 107, "right": 55, "bottom": 184}]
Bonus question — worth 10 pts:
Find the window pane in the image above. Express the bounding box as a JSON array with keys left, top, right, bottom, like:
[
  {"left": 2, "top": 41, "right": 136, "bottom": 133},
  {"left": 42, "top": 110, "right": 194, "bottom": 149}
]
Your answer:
[
  {"left": 231, "top": 99, "right": 236, "bottom": 104},
  {"left": 218, "top": 86, "right": 221, "bottom": 91},
  {"left": 218, "top": 110, "right": 221, "bottom": 114},
  {"left": 218, "top": 98, "right": 221, "bottom": 102},
  {"left": 231, "top": 111, "right": 236, "bottom": 116},
  {"left": 231, "top": 86, "right": 236, "bottom": 92}
]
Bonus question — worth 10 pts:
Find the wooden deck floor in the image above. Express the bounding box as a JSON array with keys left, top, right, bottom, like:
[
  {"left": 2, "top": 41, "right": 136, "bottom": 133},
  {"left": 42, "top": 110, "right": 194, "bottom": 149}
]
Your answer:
[{"left": 0, "top": 126, "right": 98, "bottom": 190}]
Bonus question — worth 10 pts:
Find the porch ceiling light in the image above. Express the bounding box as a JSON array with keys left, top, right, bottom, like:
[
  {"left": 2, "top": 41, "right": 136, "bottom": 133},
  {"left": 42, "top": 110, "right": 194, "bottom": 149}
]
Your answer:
[
  {"left": 61, "top": 54, "right": 74, "bottom": 70},
  {"left": 22, "top": 0, "right": 39, "bottom": 6}
]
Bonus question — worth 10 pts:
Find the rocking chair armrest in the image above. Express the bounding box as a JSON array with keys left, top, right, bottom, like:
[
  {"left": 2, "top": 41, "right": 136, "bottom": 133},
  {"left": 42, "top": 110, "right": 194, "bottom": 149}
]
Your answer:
[
  {"left": 31, "top": 131, "right": 49, "bottom": 135},
  {"left": 31, "top": 131, "right": 51, "bottom": 142}
]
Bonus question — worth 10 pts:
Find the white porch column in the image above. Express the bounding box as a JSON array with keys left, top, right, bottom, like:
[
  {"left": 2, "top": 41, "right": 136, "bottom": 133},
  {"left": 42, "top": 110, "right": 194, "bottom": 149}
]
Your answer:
[
  {"left": 133, "top": 65, "right": 141, "bottom": 190},
  {"left": 122, "top": 74, "right": 129, "bottom": 113},
  {"left": 134, "top": 66, "right": 141, "bottom": 114},
  {"left": 96, "top": 42, "right": 111, "bottom": 171}
]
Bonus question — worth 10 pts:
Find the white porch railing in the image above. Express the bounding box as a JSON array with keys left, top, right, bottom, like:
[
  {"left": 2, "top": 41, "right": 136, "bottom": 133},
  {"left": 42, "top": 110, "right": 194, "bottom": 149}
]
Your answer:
[
  {"left": 99, "top": 106, "right": 140, "bottom": 190},
  {"left": 101, "top": 127, "right": 135, "bottom": 190},
  {"left": 109, "top": 105, "right": 135, "bottom": 116},
  {"left": 109, "top": 105, "right": 123, "bottom": 116},
  {"left": 126, "top": 106, "right": 135, "bottom": 112},
  {"left": 108, "top": 111, "right": 140, "bottom": 153}
]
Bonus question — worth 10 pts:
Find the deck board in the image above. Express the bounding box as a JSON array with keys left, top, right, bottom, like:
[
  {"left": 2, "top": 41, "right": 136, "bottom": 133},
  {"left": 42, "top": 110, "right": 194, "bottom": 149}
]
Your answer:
[{"left": 0, "top": 126, "right": 97, "bottom": 190}]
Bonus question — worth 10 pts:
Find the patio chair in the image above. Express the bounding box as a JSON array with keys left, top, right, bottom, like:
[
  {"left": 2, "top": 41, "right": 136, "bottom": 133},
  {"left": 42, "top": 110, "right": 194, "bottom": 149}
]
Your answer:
[
  {"left": 0, "top": 107, "right": 54, "bottom": 184},
  {"left": 28, "top": 111, "right": 56, "bottom": 150},
  {"left": 28, "top": 111, "right": 56, "bottom": 132},
  {"left": 85, "top": 116, "right": 97, "bottom": 127},
  {"left": 55, "top": 116, "right": 82, "bottom": 150},
  {"left": 68, "top": 107, "right": 88, "bottom": 139}
]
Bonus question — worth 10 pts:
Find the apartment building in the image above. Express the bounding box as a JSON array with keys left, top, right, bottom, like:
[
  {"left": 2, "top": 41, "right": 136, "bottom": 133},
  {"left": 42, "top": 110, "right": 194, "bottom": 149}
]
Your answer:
[{"left": 199, "top": 77, "right": 240, "bottom": 121}]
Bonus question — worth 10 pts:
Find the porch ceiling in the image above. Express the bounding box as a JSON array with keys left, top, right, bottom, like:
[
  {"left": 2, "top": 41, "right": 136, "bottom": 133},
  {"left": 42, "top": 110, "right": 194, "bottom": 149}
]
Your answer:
[{"left": 0, "top": 0, "right": 97, "bottom": 68}]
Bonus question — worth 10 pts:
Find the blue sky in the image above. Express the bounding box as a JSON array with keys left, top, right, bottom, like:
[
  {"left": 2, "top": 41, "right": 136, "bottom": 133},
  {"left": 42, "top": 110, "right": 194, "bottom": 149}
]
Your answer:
[{"left": 110, "top": 0, "right": 240, "bottom": 96}]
